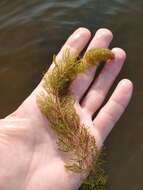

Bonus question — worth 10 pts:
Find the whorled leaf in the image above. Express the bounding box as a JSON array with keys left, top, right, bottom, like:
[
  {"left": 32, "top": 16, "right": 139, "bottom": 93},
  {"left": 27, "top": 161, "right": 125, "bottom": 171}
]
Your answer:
[{"left": 37, "top": 48, "right": 114, "bottom": 189}]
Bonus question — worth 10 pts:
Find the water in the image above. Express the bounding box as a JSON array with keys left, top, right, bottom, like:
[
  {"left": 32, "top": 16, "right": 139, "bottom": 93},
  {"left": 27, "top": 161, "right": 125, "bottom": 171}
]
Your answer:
[{"left": 0, "top": 0, "right": 143, "bottom": 189}]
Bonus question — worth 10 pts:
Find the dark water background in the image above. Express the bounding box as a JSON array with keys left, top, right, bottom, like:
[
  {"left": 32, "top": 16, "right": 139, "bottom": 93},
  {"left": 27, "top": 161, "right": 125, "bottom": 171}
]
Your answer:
[{"left": 0, "top": 0, "right": 143, "bottom": 189}]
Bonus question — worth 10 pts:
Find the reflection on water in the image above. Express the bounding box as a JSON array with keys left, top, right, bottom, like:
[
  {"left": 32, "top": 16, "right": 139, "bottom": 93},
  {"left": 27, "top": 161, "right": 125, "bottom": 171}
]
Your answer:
[{"left": 0, "top": 0, "right": 143, "bottom": 189}]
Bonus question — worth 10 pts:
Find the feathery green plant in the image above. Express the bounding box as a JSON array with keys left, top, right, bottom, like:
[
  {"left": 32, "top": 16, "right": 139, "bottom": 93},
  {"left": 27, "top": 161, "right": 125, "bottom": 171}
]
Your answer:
[{"left": 37, "top": 48, "right": 114, "bottom": 189}]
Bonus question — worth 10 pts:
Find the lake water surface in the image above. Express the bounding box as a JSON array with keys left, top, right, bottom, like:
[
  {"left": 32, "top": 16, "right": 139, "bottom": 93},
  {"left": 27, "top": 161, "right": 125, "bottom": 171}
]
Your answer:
[{"left": 0, "top": 0, "right": 143, "bottom": 189}]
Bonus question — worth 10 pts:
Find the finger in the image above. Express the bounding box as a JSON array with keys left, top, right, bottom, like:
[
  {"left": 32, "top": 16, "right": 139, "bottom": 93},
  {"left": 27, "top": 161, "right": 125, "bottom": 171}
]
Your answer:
[
  {"left": 91, "top": 79, "right": 133, "bottom": 148},
  {"left": 82, "top": 48, "right": 126, "bottom": 115},
  {"left": 31, "top": 28, "right": 91, "bottom": 96},
  {"left": 49, "top": 27, "right": 91, "bottom": 71},
  {"left": 70, "top": 28, "right": 113, "bottom": 101},
  {"left": 15, "top": 28, "right": 91, "bottom": 116}
]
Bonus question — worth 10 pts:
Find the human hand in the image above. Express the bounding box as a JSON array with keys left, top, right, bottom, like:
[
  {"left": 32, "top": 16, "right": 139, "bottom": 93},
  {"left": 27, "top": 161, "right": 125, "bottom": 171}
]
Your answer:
[{"left": 0, "top": 28, "right": 133, "bottom": 190}]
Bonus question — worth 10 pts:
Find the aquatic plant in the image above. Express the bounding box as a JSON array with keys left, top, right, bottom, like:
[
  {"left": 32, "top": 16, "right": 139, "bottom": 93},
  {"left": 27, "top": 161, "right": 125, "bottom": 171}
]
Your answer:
[{"left": 37, "top": 48, "right": 114, "bottom": 189}]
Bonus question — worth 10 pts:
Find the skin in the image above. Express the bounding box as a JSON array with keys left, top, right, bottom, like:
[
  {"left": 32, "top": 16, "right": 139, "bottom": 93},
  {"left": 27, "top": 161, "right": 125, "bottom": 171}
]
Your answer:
[{"left": 0, "top": 28, "right": 133, "bottom": 190}]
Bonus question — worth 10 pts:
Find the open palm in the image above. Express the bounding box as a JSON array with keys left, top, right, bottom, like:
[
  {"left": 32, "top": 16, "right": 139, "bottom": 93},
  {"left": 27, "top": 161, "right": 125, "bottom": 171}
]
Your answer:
[{"left": 0, "top": 28, "right": 133, "bottom": 190}]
